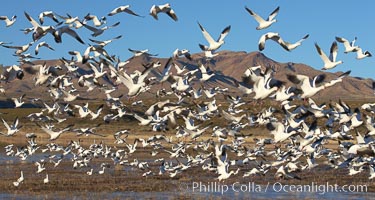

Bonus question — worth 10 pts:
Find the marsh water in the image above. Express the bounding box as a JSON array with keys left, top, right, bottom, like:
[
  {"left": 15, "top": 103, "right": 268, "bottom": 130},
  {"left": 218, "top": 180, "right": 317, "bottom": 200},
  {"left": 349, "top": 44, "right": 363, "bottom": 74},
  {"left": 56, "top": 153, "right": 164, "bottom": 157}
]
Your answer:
[
  {"left": 1, "top": 152, "right": 374, "bottom": 200},
  {"left": 0, "top": 189, "right": 373, "bottom": 199}
]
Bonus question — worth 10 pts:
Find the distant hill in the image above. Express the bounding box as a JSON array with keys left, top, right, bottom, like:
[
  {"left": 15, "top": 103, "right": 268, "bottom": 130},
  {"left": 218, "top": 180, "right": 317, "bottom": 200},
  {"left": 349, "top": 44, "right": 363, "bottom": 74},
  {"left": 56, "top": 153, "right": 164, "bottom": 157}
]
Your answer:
[{"left": 1, "top": 50, "right": 374, "bottom": 104}]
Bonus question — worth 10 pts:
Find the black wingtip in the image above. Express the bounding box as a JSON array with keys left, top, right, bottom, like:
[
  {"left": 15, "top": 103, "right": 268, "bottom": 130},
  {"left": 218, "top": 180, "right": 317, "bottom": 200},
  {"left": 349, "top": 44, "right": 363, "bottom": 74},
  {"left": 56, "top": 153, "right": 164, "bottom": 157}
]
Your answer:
[
  {"left": 286, "top": 74, "right": 299, "bottom": 84},
  {"left": 197, "top": 21, "right": 204, "bottom": 31},
  {"left": 222, "top": 25, "right": 231, "bottom": 33},
  {"left": 339, "top": 70, "right": 351, "bottom": 78},
  {"left": 199, "top": 44, "right": 206, "bottom": 51},
  {"left": 244, "top": 6, "right": 254, "bottom": 15}
]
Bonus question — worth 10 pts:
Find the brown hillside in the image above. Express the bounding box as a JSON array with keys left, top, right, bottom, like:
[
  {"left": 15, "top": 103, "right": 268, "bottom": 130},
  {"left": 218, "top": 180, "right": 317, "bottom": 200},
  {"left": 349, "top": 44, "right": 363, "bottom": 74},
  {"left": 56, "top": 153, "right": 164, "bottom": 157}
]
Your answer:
[{"left": 1, "top": 50, "right": 374, "bottom": 102}]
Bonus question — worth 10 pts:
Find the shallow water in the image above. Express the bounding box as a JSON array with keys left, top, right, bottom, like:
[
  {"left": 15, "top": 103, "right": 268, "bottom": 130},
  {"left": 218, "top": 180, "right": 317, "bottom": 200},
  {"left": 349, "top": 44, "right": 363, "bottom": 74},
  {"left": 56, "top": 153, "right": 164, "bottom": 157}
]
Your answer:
[
  {"left": 1, "top": 152, "right": 374, "bottom": 199},
  {"left": 1, "top": 190, "right": 373, "bottom": 200}
]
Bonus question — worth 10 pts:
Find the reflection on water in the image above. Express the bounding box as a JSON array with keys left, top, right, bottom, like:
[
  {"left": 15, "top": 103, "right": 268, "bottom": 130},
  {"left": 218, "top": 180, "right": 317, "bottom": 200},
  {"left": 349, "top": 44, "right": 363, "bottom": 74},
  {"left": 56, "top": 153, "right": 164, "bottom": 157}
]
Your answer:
[
  {"left": 1, "top": 190, "right": 373, "bottom": 200},
  {"left": 0, "top": 154, "right": 373, "bottom": 199}
]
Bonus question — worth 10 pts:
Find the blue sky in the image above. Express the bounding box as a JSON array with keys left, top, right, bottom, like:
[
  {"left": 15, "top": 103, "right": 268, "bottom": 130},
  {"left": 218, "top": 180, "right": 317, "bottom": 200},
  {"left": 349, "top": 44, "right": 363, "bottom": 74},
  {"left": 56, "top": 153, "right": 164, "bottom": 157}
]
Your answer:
[{"left": 0, "top": 1, "right": 374, "bottom": 79}]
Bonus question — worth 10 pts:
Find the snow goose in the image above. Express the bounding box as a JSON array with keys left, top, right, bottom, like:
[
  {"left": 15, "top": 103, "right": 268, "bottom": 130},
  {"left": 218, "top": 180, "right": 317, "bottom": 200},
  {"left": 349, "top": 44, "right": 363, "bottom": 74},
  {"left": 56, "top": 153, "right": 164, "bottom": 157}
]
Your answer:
[
  {"left": 203, "top": 50, "right": 219, "bottom": 60},
  {"left": 2, "top": 42, "right": 34, "bottom": 55},
  {"left": 38, "top": 11, "right": 59, "bottom": 24},
  {"left": 221, "top": 110, "right": 247, "bottom": 124},
  {"left": 172, "top": 75, "right": 191, "bottom": 92},
  {"left": 74, "top": 102, "right": 91, "bottom": 118},
  {"left": 133, "top": 113, "right": 153, "bottom": 126},
  {"left": 12, "top": 94, "right": 26, "bottom": 108},
  {"left": 126, "top": 140, "right": 138, "bottom": 154},
  {"left": 128, "top": 48, "right": 158, "bottom": 58},
  {"left": 275, "top": 165, "right": 301, "bottom": 180},
  {"left": 83, "top": 13, "right": 106, "bottom": 27},
  {"left": 243, "top": 65, "right": 263, "bottom": 81},
  {"left": 69, "top": 49, "right": 90, "bottom": 64},
  {"left": 24, "top": 12, "right": 55, "bottom": 42},
  {"left": 245, "top": 6, "right": 280, "bottom": 30},
  {"left": 88, "top": 35, "right": 122, "bottom": 47},
  {"left": 259, "top": 33, "right": 309, "bottom": 52},
  {"left": 150, "top": 3, "right": 178, "bottom": 21},
  {"left": 0, "top": 117, "right": 22, "bottom": 136},
  {"left": 266, "top": 121, "right": 300, "bottom": 143},
  {"left": 182, "top": 116, "right": 200, "bottom": 131},
  {"left": 88, "top": 62, "right": 107, "bottom": 79},
  {"left": 173, "top": 63, "right": 187, "bottom": 75},
  {"left": 90, "top": 104, "right": 104, "bottom": 120},
  {"left": 287, "top": 70, "right": 350, "bottom": 99},
  {"left": 278, "top": 34, "right": 309, "bottom": 51},
  {"left": 348, "top": 108, "right": 363, "bottom": 130},
  {"left": 0, "top": 15, "right": 17, "bottom": 27},
  {"left": 35, "top": 41, "right": 54, "bottom": 55},
  {"left": 98, "top": 166, "right": 106, "bottom": 175},
  {"left": 258, "top": 32, "right": 280, "bottom": 51},
  {"left": 53, "top": 25, "right": 85, "bottom": 44},
  {"left": 303, "top": 154, "right": 318, "bottom": 170},
  {"left": 198, "top": 62, "right": 215, "bottom": 82},
  {"left": 149, "top": 57, "right": 173, "bottom": 85},
  {"left": 335, "top": 36, "right": 358, "bottom": 53},
  {"left": 56, "top": 13, "right": 79, "bottom": 24},
  {"left": 62, "top": 89, "right": 81, "bottom": 102},
  {"left": 35, "top": 161, "right": 46, "bottom": 173},
  {"left": 252, "top": 72, "right": 283, "bottom": 100},
  {"left": 347, "top": 143, "right": 372, "bottom": 156},
  {"left": 108, "top": 5, "right": 142, "bottom": 17},
  {"left": 315, "top": 42, "right": 343, "bottom": 70},
  {"left": 306, "top": 98, "right": 331, "bottom": 118},
  {"left": 43, "top": 174, "right": 49, "bottom": 184},
  {"left": 198, "top": 22, "right": 231, "bottom": 51},
  {"left": 354, "top": 47, "right": 372, "bottom": 60},
  {"left": 87, "top": 168, "right": 93, "bottom": 176},
  {"left": 1, "top": 65, "right": 24, "bottom": 81},
  {"left": 173, "top": 48, "right": 192, "bottom": 60},
  {"left": 270, "top": 86, "right": 300, "bottom": 102},
  {"left": 113, "top": 67, "right": 152, "bottom": 98},
  {"left": 38, "top": 123, "right": 73, "bottom": 140},
  {"left": 215, "top": 146, "right": 240, "bottom": 181},
  {"left": 13, "top": 171, "right": 24, "bottom": 187}
]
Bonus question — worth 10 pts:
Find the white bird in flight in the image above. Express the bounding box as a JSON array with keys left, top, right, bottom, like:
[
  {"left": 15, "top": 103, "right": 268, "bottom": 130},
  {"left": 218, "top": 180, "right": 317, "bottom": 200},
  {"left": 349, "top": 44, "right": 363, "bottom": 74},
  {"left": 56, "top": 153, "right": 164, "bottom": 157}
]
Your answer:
[
  {"left": 198, "top": 22, "right": 231, "bottom": 51},
  {"left": 245, "top": 6, "right": 280, "bottom": 30},
  {"left": 108, "top": 5, "right": 142, "bottom": 17},
  {"left": 315, "top": 41, "right": 343, "bottom": 70},
  {"left": 150, "top": 3, "right": 178, "bottom": 21},
  {"left": 38, "top": 11, "right": 59, "bottom": 25},
  {"left": 128, "top": 48, "right": 158, "bottom": 58},
  {"left": 38, "top": 123, "right": 73, "bottom": 140},
  {"left": 83, "top": 21, "right": 120, "bottom": 37},
  {"left": 83, "top": 13, "right": 106, "bottom": 27},
  {"left": 355, "top": 47, "right": 372, "bottom": 60},
  {"left": 0, "top": 117, "right": 22, "bottom": 137},
  {"left": 35, "top": 41, "right": 55, "bottom": 55},
  {"left": 287, "top": 70, "right": 351, "bottom": 99},
  {"left": 12, "top": 94, "right": 26, "bottom": 108},
  {"left": 0, "top": 15, "right": 17, "bottom": 27},
  {"left": 335, "top": 36, "right": 359, "bottom": 53},
  {"left": 258, "top": 32, "right": 280, "bottom": 51},
  {"left": 278, "top": 34, "right": 309, "bottom": 51}
]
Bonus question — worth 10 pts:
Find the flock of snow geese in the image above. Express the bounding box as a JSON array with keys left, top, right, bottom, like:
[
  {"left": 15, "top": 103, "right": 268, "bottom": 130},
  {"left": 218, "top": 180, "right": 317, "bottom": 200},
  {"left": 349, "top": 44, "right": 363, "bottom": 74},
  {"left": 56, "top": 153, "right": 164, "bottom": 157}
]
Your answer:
[{"left": 1, "top": 3, "right": 375, "bottom": 189}]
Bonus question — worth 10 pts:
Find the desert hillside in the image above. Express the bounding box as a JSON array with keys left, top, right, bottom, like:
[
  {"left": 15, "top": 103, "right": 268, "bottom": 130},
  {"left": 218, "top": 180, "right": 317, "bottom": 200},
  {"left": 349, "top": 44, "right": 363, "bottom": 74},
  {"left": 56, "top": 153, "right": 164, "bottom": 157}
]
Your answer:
[{"left": 1, "top": 50, "right": 374, "bottom": 105}]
